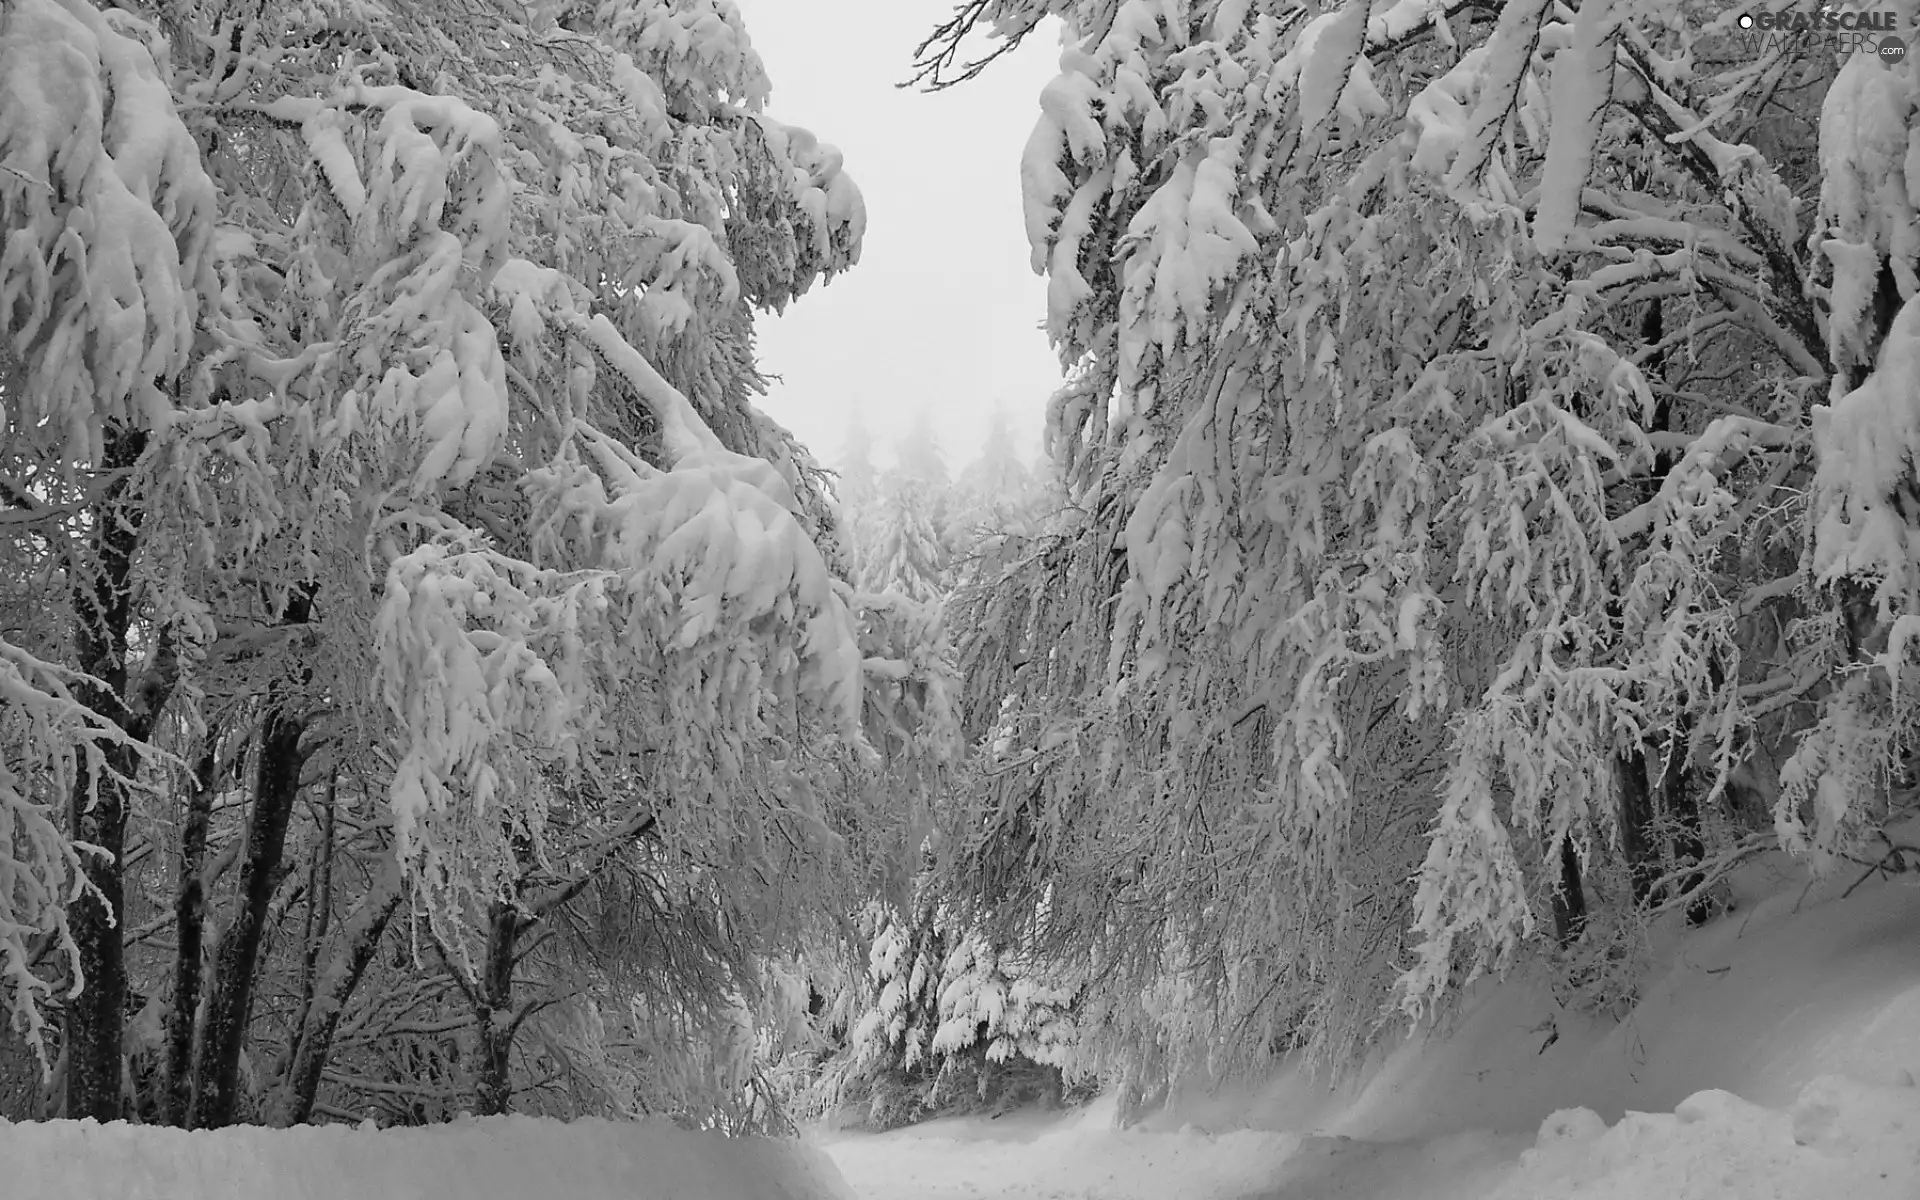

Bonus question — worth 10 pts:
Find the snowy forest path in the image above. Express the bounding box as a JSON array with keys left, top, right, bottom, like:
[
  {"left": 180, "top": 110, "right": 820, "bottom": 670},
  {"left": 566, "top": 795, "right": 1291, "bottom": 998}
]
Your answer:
[{"left": 812, "top": 1117, "right": 1521, "bottom": 1200}]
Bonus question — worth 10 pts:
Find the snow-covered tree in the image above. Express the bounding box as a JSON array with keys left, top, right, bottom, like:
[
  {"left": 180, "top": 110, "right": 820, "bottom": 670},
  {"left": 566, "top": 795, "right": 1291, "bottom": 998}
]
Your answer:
[
  {"left": 951, "top": 405, "right": 1046, "bottom": 544},
  {"left": 1797, "top": 32, "right": 1920, "bottom": 873},
  {"left": 0, "top": 0, "right": 942, "bottom": 1129},
  {"left": 813, "top": 889, "right": 1082, "bottom": 1129},
  {"left": 831, "top": 408, "right": 882, "bottom": 580},
  {"left": 863, "top": 478, "right": 952, "bottom": 603},
  {"left": 837, "top": 410, "right": 882, "bottom": 498},
  {"left": 837, "top": 413, "right": 961, "bottom": 603},
  {"left": 927, "top": 0, "right": 1915, "bottom": 1097},
  {"left": 895, "top": 409, "right": 953, "bottom": 495}
]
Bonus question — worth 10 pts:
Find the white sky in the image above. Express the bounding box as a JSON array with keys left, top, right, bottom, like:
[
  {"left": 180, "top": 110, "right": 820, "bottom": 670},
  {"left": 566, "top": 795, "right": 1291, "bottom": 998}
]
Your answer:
[{"left": 732, "top": 0, "right": 1063, "bottom": 472}]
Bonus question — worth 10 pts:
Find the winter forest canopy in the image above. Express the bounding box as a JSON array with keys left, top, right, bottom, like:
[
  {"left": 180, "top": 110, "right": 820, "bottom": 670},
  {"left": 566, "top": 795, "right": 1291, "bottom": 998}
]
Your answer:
[{"left": 2, "top": 0, "right": 1919, "bottom": 1138}]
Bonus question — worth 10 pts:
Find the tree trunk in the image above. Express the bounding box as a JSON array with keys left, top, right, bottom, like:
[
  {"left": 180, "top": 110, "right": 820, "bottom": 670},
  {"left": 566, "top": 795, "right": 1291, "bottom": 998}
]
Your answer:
[
  {"left": 285, "top": 775, "right": 337, "bottom": 1074},
  {"left": 1615, "top": 296, "right": 1706, "bottom": 923},
  {"left": 62, "top": 424, "right": 169, "bottom": 1123},
  {"left": 268, "top": 861, "right": 403, "bottom": 1128},
  {"left": 474, "top": 898, "right": 521, "bottom": 1117},
  {"left": 1618, "top": 739, "right": 1708, "bottom": 921},
  {"left": 1654, "top": 732, "right": 1710, "bottom": 926},
  {"left": 190, "top": 591, "right": 313, "bottom": 1128},
  {"left": 1617, "top": 750, "right": 1660, "bottom": 907},
  {"left": 64, "top": 748, "right": 137, "bottom": 1122},
  {"left": 1548, "top": 837, "right": 1588, "bottom": 948},
  {"left": 161, "top": 746, "right": 218, "bottom": 1126}
]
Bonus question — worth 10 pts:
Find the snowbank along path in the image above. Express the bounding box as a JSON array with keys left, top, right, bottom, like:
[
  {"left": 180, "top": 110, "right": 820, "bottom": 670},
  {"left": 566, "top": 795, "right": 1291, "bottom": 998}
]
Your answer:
[{"left": 820, "top": 862, "right": 1920, "bottom": 1199}]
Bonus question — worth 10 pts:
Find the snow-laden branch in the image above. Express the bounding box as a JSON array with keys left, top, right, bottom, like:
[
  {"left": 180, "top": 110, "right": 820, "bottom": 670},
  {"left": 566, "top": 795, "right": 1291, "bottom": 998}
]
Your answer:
[
  {"left": 0, "top": 638, "right": 133, "bottom": 1064},
  {"left": 1610, "top": 414, "right": 1799, "bottom": 541},
  {"left": 0, "top": 0, "right": 217, "bottom": 460},
  {"left": 373, "top": 282, "right": 868, "bottom": 940},
  {"left": 1809, "top": 294, "right": 1920, "bottom": 615}
]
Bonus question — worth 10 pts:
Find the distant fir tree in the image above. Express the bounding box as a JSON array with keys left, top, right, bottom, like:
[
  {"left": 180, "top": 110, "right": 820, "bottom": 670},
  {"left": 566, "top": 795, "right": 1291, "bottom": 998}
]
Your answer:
[
  {"left": 836, "top": 408, "right": 881, "bottom": 504},
  {"left": 834, "top": 408, "right": 882, "bottom": 581},
  {"left": 896, "top": 409, "right": 952, "bottom": 494},
  {"left": 953, "top": 405, "right": 1052, "bottom": 546},
  {"left": 842, "top": 411, "right": 957, "bottom": 603},
  {"left": 863, "top": 474, "right": 950, "bottom": 604}
]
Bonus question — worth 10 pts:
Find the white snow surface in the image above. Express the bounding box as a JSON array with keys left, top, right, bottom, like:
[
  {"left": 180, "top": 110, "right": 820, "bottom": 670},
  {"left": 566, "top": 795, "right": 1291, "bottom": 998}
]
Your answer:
[
  {"left": 1, "top": 1113, "right": 849, "bottom": 1200},
  {"left": 822, "top": 860, "right": 1920, "bottom": 1198},
  {"left": 9, "top": 864, "right": 1920, "bottom": 1199}
]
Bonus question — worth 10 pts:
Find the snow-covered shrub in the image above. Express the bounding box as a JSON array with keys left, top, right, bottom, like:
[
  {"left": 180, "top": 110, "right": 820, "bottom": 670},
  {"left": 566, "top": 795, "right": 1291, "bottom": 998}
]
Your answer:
[{"left": 801, "top": 897, "right": 1087, "bottom": 1130}]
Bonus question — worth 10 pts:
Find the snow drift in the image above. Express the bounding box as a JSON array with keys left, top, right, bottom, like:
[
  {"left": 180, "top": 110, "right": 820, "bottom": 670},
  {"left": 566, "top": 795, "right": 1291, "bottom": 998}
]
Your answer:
[
  {"left": 0, "top": 1114, "right": 851, "bottom": 1200},
  {"left": 823, "top": 861, "right": 1920, "bottom": 1198}
]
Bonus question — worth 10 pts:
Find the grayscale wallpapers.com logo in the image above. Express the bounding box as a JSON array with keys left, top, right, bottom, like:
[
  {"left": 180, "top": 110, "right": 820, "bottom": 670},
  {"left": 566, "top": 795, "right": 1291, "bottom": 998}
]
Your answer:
[{"left": 1733, "top": 7, "right": 1907, "bottom": 65}]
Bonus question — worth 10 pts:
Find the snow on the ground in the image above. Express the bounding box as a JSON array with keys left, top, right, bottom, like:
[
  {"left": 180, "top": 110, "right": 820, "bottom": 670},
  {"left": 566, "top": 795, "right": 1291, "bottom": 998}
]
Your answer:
[
  {"left": 0, "top": 1112, "right": 850, "bottom": 1200},
  {"left": 6, "top": 860, "right": 1918, "bottom": 1200},
  {"left": 820, "top": 856, "right": 1920, "bottom": 1199},
  {"left": 1495, "top": 1078, "right": 1920, "bottom": 1200},
  {"left": 818, "top": 1101, "right": 1316, "bottom": 1200}
]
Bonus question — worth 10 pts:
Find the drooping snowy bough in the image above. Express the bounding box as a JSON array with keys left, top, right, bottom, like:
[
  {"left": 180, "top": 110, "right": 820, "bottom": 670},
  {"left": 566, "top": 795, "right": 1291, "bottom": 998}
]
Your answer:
[{"left": 936, "top": 0, "right": 1920, "bottom": 1097}]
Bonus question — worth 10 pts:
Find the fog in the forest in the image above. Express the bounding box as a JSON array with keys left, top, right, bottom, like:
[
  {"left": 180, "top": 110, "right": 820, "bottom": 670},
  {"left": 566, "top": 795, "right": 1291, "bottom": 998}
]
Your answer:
[{"left": 736, "top": 0, "right": 1061, "bottom": 467}]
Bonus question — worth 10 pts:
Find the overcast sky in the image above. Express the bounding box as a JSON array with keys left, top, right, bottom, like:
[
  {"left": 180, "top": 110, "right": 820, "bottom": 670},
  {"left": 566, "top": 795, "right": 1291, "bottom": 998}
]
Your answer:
[{"left": 732, "top": 0, "right": 1063, "bottom": 472}]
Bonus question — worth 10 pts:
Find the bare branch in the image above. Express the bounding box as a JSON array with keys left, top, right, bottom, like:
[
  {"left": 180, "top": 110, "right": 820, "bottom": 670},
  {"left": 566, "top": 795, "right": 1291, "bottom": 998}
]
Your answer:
[{"left": 905, "top": 1, "right": 1048, "bottom": 92}]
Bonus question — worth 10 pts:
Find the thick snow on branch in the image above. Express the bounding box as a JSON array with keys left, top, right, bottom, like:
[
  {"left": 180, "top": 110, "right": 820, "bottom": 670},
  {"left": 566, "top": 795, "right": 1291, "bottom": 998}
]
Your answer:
[
  {"left": 1116, "top": 141, "right": 1260, "bottom": 411},
  {"left": 1814, "top": 53, "right": 1920, "bottom": 377},
  {"left": 0, "top": 639, "right": 132, "bottom": 1064},
  {"left": 1020, "top": 62, "right": 1106, "bottom": 343},
  {"left": 525, "top": 407, "right": 864, "bottom": 733},
  {"left": 1533, "top": 0, "right": 1620, "bottom": 252},
  {"left": 1407, "top": 42, "right": 1500, "bottom": 178},
  {"left": 602, "top": 0, "right": 773, "bottom": 116},
  {"left": 1271, "top": 3, "right": 1388, "bottom": 162},
  {"left": 0, "top": 0, "right": 216, "bottom": 459},
  {"left": 376, "top": 546, "right": 579, "bottom": 912},
  {"left": 1443, "top": 0, "right": 1551, "bottom": 194},
  {"left": 275, "top": 84, "right": 515, "bottom": 493},
  {"left": 750, "top": 117, "right": 868, "bottom": 283},
  {"left": 374, "top": 290, "right": 866, "bottom": 916},
  {"left": 577, "top": 311, "right": 732, "bottom": 466},
  {"left": 1810, "top": 294, "right": 1920, "bottom": 612}
]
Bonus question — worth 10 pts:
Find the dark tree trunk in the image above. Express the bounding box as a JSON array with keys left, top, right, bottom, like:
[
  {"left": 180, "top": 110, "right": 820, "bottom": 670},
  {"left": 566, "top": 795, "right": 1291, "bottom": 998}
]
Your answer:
[
  {"left": 1619, "top": 740, "right": 1710, "bottom": 921},
  {"left": 285, "top": 775, "right": 337, "bottom": 1074},
  {"left": 1548, "top": 837, "right": 1588, "bottom": 948},
  {"left": 268, "top": 863, "right": 403, "bottom": 1128},
  {"left": 63, "top": 747, "right": 135, "bottom": 1122},
  {"left": 189, "top": 591, "right": 313, "bottom": 1129},
  {"left": 62, "top": 425, "right": 171, "bottom": 1123},
  {"left": 1623, "top": 319, "right": 1712, "bottom": 923},
  {"left": 1617, "top": 750, "right": 1660, "bottom": 907},
  {"left": 1595, "top": 307, "right": 1704, "bottom": 928},
  {"left": 474, "top": 898, "right": 521, "bottom": 1117},
  {"left": 1654, "top": 731, "right": 1710, "bottom": 926},
  {"left": 161, "top": 746, "right": 218, "bottom": 1126}
]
